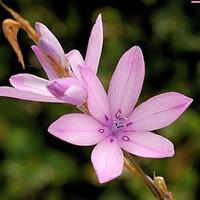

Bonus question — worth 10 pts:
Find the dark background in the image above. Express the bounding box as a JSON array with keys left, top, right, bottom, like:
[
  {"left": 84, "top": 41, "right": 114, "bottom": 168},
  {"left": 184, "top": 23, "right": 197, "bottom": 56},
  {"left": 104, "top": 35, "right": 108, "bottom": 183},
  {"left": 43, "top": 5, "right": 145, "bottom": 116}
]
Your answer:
[{"left": 0, "top": 0, "right": 200, "bottom": 199}]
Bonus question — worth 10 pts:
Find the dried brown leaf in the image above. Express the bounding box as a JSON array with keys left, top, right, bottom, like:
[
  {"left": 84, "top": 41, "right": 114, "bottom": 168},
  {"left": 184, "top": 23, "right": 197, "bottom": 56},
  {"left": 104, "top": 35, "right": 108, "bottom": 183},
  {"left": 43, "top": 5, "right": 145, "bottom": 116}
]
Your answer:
[
  {"left": 2, "top": 19, "right": 25, "bottom": 68},
  {"left": 0, "top": 0, "right": 39, "bottom": 68}
]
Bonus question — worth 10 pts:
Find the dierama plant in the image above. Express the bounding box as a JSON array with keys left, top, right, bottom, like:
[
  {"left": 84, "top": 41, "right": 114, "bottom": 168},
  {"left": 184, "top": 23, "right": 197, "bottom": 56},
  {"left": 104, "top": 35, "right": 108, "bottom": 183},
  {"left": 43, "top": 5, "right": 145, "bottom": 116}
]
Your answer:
[{"left": 0, "top": 3, "right": 193, "bottom": 199}]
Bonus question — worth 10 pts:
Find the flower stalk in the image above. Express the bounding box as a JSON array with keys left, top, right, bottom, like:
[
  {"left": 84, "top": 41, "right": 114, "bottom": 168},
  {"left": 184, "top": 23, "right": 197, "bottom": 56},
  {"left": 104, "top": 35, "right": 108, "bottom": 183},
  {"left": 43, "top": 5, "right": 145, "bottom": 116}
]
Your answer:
[{"left": 124, "top": 152, "right": 175, "bottom": 200}]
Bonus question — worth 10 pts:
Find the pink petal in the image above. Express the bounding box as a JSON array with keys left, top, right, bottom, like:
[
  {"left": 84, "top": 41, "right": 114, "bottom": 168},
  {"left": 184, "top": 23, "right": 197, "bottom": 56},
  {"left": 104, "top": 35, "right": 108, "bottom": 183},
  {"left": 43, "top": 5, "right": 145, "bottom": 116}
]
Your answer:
[
  {"left": 32, "top": 45, "right": 59, "bottom": 80},
  {"left": 91, "top": 136, "right": 124, "bottom": 183},
  {"left": 47, "top": 77, "right": 86, "bottom": 105},
  {"left": 48, "top": 113, "right": 106, "bottom": 146},
  {"left": 79, "top": 66, "right": 111, "bottom": 125},
  {"left": 35, "top": 22, "right": 58, "bottom": 41},
  {"left": 118, "top": 132, "right": 174, "bottom": 158},
  {"left": 38, "top": 37, "right": 67, "bottom": 68},
  {"left": 85, "top": 14, "right": 103, "bottom": 74},
  {"left": 9, "top": 73, "right": 52, "bottom": 96},
  {"left": 0, "top": 87, "right": 62, "bottom": 102},
  {"left": 127, "top": 92, "right": 193, "bottom": 131},
  {"left": 35, "top": 22, "right": 68, "bottom": 70},
  {"left": 108, "top": 46, "right": 145, "bottom": 118},
  {"left": 35, "top": 22, "right": 65, "bottom": 58},
  {"left": 65, "top": 49, "right": 84, "bottom": 80}
]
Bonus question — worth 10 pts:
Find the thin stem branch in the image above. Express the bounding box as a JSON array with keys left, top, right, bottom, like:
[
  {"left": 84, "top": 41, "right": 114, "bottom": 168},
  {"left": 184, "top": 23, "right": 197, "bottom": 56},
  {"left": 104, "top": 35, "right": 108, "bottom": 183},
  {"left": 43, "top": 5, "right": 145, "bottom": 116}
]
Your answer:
[{"left": 124, "top": 152, "right": 174, "bottom": 200}]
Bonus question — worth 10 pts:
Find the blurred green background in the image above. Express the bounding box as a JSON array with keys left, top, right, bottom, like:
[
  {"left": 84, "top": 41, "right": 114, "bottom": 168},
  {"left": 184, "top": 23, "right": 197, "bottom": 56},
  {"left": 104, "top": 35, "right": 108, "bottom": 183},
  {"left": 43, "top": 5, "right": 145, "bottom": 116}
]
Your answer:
[{"left": 0, "top": 0, "right": 199, "bottom": 199}]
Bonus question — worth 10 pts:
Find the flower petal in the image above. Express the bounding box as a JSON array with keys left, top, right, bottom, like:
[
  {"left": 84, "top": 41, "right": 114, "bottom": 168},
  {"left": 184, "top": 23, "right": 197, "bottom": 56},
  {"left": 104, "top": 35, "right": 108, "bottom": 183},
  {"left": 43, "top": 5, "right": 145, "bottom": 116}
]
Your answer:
[
  {"left": 9, "top": 73, "right": 52, "bottom": 96},
  {"left": 35, "top": 22, "right": 59, "bottom": 42},
  {"left": 47, "top": 77, "right": 86, "bottom": 105},
  {"left": 32, "top": 45, "right": 59, "bottom": 80},
  {"left": 35, "top": 22, "right": 69, "bottom": 70},
  {"left": 65, "top": 49, "right": 84, "bottom": 80},
  {"left": 0, "top": 87, "right": 62, "bottom": 102},
  {"left": 91, "top": 136, "right": 124, "bottom": 183},
  {"left": 38, "top": 37, "right": 67, "bottom": 68},
  {"left": 108, "top": 46, "right": 145, "bottom": 118},
  {"left": 127, "top": 92, "right": 193, "bottom": 131},
  {"left": 85, "top": 14, "right": 103, "bottom": 74},
  {"left": 48, "top": 113, "right": 106, "bottom": 146},
  {"left": 118, "top": 132, "right": 174, "bottom": 158},
  {"left": 79, "top": 66, "right": 111, "bottom": 125}
]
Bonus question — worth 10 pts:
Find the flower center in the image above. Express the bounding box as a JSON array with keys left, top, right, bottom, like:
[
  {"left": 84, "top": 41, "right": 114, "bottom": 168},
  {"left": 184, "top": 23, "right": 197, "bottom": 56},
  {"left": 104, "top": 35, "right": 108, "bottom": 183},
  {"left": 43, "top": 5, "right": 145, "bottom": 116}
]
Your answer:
[
  {"left": 111, "top": 109, "right": 127, "bottom": 134},
  {"left": 99, "top": 110, "right": 133, "bottom": 138}
]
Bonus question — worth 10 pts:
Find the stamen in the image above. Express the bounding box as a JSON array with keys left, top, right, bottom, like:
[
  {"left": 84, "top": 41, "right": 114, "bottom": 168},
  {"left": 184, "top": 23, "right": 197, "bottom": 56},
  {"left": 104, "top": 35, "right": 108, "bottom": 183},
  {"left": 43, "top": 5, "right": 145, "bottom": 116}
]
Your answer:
[
  {"left": 110, "top": 138, "right": 114, "bottom": 143},
  {"left": 126, "top": 122, "right": 133, "bottom": 127},
  {"left": 122, "top": 136, "right": 130, "bottom": 141},
  {"left": 98, "top": 128, "right": 104, "bottom": 133},
  {"left": 116, "top": 109, "right": 121, "bottom": 118},
  {"left": 105, "top": 115, "right": 109, "bottom": 121}
]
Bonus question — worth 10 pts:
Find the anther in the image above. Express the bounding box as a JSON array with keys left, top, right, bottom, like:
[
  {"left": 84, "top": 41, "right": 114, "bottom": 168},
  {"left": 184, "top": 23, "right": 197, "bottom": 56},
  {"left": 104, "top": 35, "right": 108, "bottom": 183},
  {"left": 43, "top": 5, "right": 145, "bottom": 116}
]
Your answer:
[
  {"left": 110, "top": 138, "right": 114, "bottom": 143},
  {"left": 116, "top": 109, "right": 121, "bottom": 118},
  {"left": 105, "top": 115, "right": 109, "bottom": 121},
  {"left": 126, "top": 122, "right": 133, "bottom": 127},
  {"left": 122, "top": 136, "right": 130, "bottom": 141},
  {"left": 98, "top": 128, "right": 104, "bottom": 133}
]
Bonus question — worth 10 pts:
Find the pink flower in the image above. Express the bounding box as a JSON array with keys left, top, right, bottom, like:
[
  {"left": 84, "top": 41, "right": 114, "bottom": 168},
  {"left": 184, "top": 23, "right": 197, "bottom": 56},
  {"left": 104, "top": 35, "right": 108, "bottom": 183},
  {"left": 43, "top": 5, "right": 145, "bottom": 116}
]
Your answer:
[
  {"left": 0, "top": 14, "right": 103, "bottom": 105},
  {"left": 48, "top": 46, "right": 193, "bottom": 183},
  {"left": 47, "top": 14, "right": 103, "bottom": 99}
]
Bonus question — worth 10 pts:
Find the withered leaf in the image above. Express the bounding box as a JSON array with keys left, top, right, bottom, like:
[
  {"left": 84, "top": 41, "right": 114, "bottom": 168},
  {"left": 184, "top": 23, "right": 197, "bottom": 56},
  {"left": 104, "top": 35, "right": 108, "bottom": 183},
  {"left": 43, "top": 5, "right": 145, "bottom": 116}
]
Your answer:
[
  {"left": 2, "top": 19, "right": 25, "bottom": 68},
  {"left": 0, "top": 0, "right": 39, "bottom": 68}
]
